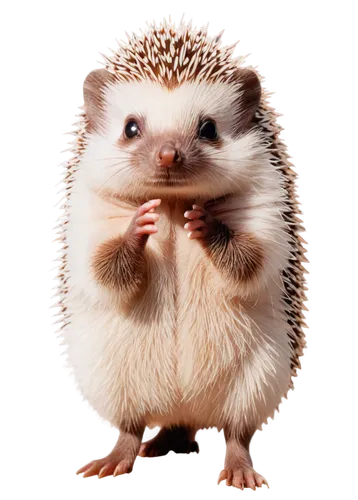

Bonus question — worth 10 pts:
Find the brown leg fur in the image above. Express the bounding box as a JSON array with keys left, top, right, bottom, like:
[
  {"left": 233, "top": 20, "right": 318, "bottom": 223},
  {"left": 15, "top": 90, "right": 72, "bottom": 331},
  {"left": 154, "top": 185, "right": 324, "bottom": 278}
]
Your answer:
[
  {"left": 139, "top": 426, "right": 199, "bottom": 457},
  {"left": 218, "top": 429, "right": 269, "bottom": 490}
]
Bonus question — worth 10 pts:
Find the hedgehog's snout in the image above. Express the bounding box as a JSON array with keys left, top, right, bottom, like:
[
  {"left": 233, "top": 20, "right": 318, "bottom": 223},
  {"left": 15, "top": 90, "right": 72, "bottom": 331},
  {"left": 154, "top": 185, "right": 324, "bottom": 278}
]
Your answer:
[{"left": 155, "top": 142, "right": 182, "bottom": 168}]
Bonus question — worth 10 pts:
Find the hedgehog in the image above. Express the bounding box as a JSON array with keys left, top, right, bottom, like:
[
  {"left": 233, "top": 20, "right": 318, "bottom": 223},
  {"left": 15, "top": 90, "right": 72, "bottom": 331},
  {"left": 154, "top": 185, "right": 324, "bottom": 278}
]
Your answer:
[{"left": 55, "top": 17, "right": 307, "bottom": 490}]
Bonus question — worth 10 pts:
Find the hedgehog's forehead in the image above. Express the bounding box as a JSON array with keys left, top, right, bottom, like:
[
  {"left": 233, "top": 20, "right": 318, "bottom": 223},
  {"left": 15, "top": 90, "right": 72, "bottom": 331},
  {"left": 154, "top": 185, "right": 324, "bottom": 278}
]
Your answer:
[{"left": 104, "top": 79, "right": 237, "bottom": 131}]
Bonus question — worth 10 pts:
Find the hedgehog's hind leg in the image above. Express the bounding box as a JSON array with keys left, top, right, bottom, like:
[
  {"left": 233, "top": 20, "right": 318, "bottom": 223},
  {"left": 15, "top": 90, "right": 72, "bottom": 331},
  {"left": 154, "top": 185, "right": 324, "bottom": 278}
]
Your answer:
[
  {"left": 76, "top": 425, "right": 144, "bottom": 478},
  {"left": 217, "top": 435, "right": 271, "bottom": 493},
  {"left": 139, "top": 426, "right": 199, "bottom": 457}
]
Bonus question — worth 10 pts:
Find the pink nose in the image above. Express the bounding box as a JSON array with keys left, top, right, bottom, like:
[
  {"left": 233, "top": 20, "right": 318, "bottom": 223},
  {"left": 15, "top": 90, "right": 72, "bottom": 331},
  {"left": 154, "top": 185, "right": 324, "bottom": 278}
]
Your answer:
[{"left": 156, "top": 143, "right": 181, "bottom": 168}]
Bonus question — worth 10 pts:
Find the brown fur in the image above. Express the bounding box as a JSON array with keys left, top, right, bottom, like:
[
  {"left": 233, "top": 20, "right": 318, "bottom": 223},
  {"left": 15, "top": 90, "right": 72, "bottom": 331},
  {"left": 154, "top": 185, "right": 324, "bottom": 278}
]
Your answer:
[
  {"left": 116, "top": 119, "right": 225, "bottom": 182},
  {"left": 126, "top": 131, "right": 222, "bottom": 192},
  {"left": 119, "top": 419, "right": 146, "bottom": 435},
  {"left": 91, "top": 233, "right": 148, "bottom": 298},
  {"left": 203, "top": 221, "right": 264, "bottom": 284}
]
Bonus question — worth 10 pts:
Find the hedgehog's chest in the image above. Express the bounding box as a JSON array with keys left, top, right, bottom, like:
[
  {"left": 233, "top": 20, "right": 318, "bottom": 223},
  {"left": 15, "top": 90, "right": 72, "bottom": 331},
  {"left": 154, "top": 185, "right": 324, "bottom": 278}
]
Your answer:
[
  {"left": 151, "top": 200, "right": 212, "bottom": 310},
  {"left": 154, "top": 199, "right": 194, "bottom": 241},
  {"left": 152, "top": 199, "right": 209, "bottom": 290}
]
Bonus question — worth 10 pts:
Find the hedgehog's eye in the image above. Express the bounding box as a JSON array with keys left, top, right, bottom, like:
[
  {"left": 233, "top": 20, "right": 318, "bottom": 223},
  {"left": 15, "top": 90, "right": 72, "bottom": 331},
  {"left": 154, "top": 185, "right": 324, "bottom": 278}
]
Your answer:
[
  {"left": 124, "top": 120, "right": 140, "bottom": 139},
  {"left": 198, "top": 120, "right": 218, "bottom": 141}
]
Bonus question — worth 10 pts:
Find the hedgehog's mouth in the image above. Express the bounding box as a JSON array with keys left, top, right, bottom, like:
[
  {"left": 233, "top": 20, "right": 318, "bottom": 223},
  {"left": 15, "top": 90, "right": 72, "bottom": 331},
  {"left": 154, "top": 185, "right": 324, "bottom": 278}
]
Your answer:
[
  {"left": 150, "top": 177, "right": 191, "bottom": 187},
  {"left": 145, "top": 165, "right": 197, "bottom": 187}
]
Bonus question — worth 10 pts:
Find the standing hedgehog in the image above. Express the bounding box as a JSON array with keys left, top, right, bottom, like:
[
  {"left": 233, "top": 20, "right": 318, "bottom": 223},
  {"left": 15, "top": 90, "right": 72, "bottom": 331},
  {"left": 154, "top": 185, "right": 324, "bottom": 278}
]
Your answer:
[{"left": 56, "top": 18, "right": 307, "bottom": 490}]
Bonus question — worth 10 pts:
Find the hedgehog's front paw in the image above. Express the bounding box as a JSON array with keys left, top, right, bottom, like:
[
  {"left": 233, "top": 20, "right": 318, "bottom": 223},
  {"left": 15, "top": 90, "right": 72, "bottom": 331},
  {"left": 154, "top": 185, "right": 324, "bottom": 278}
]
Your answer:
[
  {"left": 127, "top": 198, "right": 161, "bottom": 238},
  {"left": 184, "top": 204, "right": 222, "bottom": 240}
]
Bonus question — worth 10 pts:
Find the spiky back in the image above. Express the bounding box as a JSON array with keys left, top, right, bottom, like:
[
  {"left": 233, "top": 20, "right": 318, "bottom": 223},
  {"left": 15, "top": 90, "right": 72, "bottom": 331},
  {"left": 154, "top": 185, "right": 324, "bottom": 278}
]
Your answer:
[
  {"left": 255, "top": 91, "right": 308, "bottom": 377},
  {"left": 103, "top": 19, "right": 244, "bottom": 88},
  {"left": 55, "top": 19, "right": 307, "bottom": 385}
]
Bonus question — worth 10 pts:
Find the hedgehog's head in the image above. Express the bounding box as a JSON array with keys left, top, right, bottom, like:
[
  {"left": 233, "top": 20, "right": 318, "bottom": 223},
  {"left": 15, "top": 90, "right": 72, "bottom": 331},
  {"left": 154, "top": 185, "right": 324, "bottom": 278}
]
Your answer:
[{"left": 81, "top": 25, "right": 264, "bottom": 200}]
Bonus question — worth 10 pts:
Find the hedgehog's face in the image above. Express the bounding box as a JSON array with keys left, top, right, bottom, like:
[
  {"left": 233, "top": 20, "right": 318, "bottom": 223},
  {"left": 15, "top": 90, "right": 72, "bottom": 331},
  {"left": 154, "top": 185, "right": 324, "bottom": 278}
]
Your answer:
[{"left": 82, "top": 69, "right": 263, "bottom": 200}]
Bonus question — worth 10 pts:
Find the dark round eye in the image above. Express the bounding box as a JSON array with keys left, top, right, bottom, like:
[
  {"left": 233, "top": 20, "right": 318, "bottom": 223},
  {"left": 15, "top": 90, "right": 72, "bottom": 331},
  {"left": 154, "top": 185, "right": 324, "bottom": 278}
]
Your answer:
[
  {"left": 124, "top": 120, "right": 140, "bottom": 139},
  {"left": 198, "top": 120, "right": 218, "bottom": 141}
]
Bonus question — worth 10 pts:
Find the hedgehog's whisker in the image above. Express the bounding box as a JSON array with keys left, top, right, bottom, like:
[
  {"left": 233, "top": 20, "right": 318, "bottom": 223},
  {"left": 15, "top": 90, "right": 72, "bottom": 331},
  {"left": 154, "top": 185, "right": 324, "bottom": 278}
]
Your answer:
[
  {"left": 82, "top": 156, "right": 131, "bottom": 164},
  {"left": 97, "top": 161, "right": 133, "bottom": 192}
]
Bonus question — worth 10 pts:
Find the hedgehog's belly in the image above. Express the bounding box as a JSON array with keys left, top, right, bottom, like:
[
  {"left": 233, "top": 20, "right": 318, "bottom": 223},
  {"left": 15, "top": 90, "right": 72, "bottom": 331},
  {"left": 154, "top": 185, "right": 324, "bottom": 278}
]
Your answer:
[
  {"left": 64, "top": 284, "right": 291, "bottom": 433},
  {"left": 63, "top": 296, "right": 179, "bottom": 429}
]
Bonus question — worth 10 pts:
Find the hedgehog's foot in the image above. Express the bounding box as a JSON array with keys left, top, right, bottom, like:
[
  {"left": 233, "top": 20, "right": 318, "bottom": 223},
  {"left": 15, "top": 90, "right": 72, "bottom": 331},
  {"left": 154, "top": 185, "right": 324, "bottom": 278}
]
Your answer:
[
  {"left": 218, "top": 430, "right": 269, "bottom": 490},
  {"left": 76, "top": 426, "right": 144, "bottom": 478},
  {"left": 139, "top": 426, "right": 199, "bottom": 457}
]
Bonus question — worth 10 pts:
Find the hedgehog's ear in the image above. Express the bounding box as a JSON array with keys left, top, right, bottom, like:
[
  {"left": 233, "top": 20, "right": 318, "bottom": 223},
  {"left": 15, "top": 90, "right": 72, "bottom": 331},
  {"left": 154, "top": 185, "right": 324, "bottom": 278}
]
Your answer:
[
  {"left": 233, "top": 67, "right": 261, "bottom": 133},
  {"left": 83, "top": 69, "right": 116, "bottom": 132}
]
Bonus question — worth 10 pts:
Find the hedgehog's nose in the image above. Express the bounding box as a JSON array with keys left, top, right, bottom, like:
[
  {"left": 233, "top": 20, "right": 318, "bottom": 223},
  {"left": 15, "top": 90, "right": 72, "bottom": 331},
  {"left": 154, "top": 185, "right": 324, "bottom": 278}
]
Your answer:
[{"left": 156, "top": 143, "right": 181, "bottom": 168}]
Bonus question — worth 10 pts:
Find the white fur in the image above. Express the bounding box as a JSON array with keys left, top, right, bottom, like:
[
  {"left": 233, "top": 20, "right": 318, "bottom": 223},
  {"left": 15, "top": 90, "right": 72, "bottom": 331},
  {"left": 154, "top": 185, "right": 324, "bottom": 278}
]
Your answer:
[
  {"left": 83, "top": 80, "right": 257, "bottom": 198},
  {"left": 62, "top": 80, "right": 294, "bottom": 436}
]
